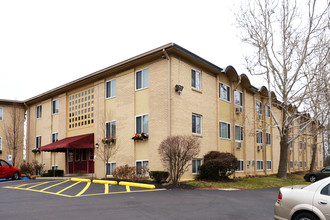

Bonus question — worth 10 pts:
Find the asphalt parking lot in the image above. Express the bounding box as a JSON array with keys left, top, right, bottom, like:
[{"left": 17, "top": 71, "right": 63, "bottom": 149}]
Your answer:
[{"left": 0, "top": 179, "right": 278, "bottom": 220}]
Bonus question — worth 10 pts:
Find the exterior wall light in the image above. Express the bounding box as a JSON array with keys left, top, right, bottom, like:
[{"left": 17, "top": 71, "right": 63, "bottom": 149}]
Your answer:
[
  {"left": 95, "top": 143, "right": 99, "bottom": 148},
  {"left": 175, "top": 84, "right": 184, "bottom": 95}
]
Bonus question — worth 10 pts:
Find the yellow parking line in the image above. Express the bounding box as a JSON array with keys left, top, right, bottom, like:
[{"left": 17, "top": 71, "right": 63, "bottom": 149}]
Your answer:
[
  {"left": 80, "top": 188, "right": 167, "bottom": 197},
  {"left": 126, "top": 185, "right": 131, "bottom": 192},
  {"left": 104, "top": 184, "right": 109, "bottom": 194},
  {"left": 40, "top": 180, "right": 70, "bottom": 192},
  {"left": 27, "top": 181, "right": 49, "bottom": 189},
  {"left": 3, "top": 186, "right": 74, "bottom": 198},
  {"left": 55, "top": 181, "right": 80, "bottom": 194},
  {"left": 75, "top": 182, "right": 91, "bottom": 196}
]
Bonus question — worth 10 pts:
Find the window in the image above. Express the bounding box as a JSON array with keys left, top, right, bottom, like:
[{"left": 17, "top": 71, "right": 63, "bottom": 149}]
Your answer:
[
  {"left": 75, "top": 149, "right": 80, "bottom": 161},
  {"left": 192, "top": 159, "right": 202, "bottom": 174},
  {"left": 35, "top": 136, "right": 41, "bottom": 148},
  {"left": 236, "top": 160, "right": 244, "bottom": 172},
  {"left": 81, "top": 150, "right": 87, "bottom": 161},
  {"left": 234, "top": 90, "right": 243, "bottom": 106},
  {"left": 219, "top": 82, "right": 230, "bottom": 102},
  {"left": 299, "top": 142, "right": 303, "bottom": 152},
  {"left": 0, "top": 137, "right": 2, "bottom": 151},
  {"left": 105, "top": 121, "right": 116, "bottom": 138},
  {"left": 52, "top": 99, "right": 59, "bottom": 114},
  {"left": 256, "top": 131, "right": 263, "bottom": 144},
  {"left": 0, "top": 107, "right": 3, "bottom": 120},
  {"left": 136, "top": 114, "right": 149, "bottom": 134},
  {"left": 256, "top": 100, "right": 262, "bottom": 114},
  {"left": 266, "top": 161, "right": 272, "bottom": 170},
  {"left": 106, "top": 79, "right": 116, "bottom": 98},
  {"left": 136, "top": 68, "right": 149, "bottom": 90},
  {"left": 257, "top": 160, "right": 263, "bottom": 170},
  {"left": 265, "top": 105, "right": 271, "bottom": 117},
  {"left": 235, "top": 125, "right": 244, "bottom": 141},
  {"left": 266, "top": 133, "right": 271, "bottom": 145},
  {"left": 192, "top": 114, "right": 202, "bottom": 135},
  {"left": 191, "top": 69, "right": 201, "bottom": 90},
  {"left": 136, "top": 160, "right": 149, "bottom": 175},
  {"left": 220, "top": 121, "right": 231, "bottom": 139},
  {"left": 36, "top": 105, "right": 42, "bottom": 119},
  {"left": 89, "top": 149, "right": 94, "bottom": 160},
  {"left": 106, "top": 162, "right": 116, "bottom": 175},
  {"left": 321, "top": 184, "right": 330, "bottom": 196},
  {"left": 290, "top": 161, "right": 293, "bottom": 169},
  {"left": 52, "top": 133, "right": 58, "bottom": 143},
  {"left": 299, "top": 161, "right": 303, "bottom": 168}
]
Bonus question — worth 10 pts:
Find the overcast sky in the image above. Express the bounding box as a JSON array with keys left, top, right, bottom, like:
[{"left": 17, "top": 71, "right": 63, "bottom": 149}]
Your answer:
[{"left": 0, "top": 0, "right": 262, "bottom": 101}]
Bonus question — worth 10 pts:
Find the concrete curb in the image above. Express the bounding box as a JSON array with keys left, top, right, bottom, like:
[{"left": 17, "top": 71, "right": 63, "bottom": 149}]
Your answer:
[
  {"left": 119, "top": 181, "right": 156, "bottom": 189},
  {"left": 92, "top": 180, "right": 117, "bottom": 185}
]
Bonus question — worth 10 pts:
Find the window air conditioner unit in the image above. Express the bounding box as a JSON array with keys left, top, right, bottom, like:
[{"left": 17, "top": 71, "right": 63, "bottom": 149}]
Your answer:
[
  {"left": 236, "top": 142, "right": 242, "bottom": 149},
  {"left": 252, "top": 160, "right": 255, "bottom": 165},
  {"left": 257, "top": 145, "right": 263, "bottom": 151},
  {"left": 235, "top": 107, "right": 243, "bottom": 114}
]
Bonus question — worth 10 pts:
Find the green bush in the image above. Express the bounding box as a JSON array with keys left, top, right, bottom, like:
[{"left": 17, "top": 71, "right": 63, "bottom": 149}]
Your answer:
[
  {"left": 198, "top": 151, "right": 239, "bottom": 181},
  {"left": 149, "top": 171, "right": 169, "bottom": 183},
  {"left": 47, "top": 170, "right": 64, "bottom": 177}
]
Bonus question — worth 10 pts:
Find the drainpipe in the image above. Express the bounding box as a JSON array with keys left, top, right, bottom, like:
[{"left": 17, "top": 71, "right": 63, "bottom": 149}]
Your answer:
[
  {"left": 23, "top": 103, "right": 29, "bottom": 162},
  {"left": 232, "top": 76, "right": 241, "bottom": 179},
  {"left": 163, "top": 49, "right": 171, "bottom": 136}
]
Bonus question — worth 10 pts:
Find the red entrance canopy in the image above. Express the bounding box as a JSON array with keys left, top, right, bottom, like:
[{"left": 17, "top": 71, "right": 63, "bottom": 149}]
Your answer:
[{"left": 41, "top": 133, "right": 94, "bottom": 152}]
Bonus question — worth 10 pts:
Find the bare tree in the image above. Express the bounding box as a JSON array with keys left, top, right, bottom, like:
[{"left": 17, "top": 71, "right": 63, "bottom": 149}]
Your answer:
[
  {"left": 2, "top": 103, "right": 25, "bottom": 167},
  {"left": 96, "top": 136, "right": 117, "bottom": 180},
  {"left": 158, "top": 135, "right": 200, "bottom": 185},
  {"left": 235, "top": 0, "right": 329, "bottom": 178}
]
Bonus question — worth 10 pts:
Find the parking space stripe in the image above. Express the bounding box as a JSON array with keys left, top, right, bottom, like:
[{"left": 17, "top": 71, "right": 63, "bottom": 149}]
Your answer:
[
  {"left": 27, "top": 181, "right": 50, "bottom": 189},
  {"left": 126, "top": 185, "right": 131, "bottom": 192},
  {"left": 55, "top": 181, "right": 80, "bottom": 194},
  {"left": 104, "top": 184, "right": 109, "bottom": 194},
  {"left": 40, "top": 180, "right": 70, "bottom": 192},
  {"left": 75, "top": 182, "right": 91, "bottom": 196}
]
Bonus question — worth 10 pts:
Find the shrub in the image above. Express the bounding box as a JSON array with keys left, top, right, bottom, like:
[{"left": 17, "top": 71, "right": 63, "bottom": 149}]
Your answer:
[
  {"left": 198, "top": 151, "right": 239, "bottom": 181},
  {"left": 20, "top": 160, "right": 44, "bottom": 177},
  {"left": 112, "top": 164, "right": 137, "bottom": 181},
  {"left": 149, "top": 171, "right": 169, "bottom": 183}
]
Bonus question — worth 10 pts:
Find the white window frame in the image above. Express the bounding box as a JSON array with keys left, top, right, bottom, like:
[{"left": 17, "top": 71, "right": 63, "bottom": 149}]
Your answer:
[
  {"left": 135, "top": 114, "right": 149, "bottom": 134},
  {"left": 191, "top": 69, "right": 201, "bottom": 90},
  {"left": 256, "top": 130, "right": 263, "bottom": 144},
  {"left": 135, "top": 68, "right": 149, "bottom": 91},
  {"left": 192, "top": 114, "right": 202, "bottom": 135},
  {"left": 266, "top": 133, "right": 271, "bottom": 145},
  {"left": 0, "top": 107, "right": 3, "bottom": 120},
  {"left": 219, "top": 82, "right": 231, "bottom": 102},
  {"left": 266, "top": 160, "right": 272, "bottom": 170},
  {"left": 234, "top": 90, "right": 243, "bottom": 106},
  {"left": 235, "top": 125, "right": 244, "bottom": 142},
  {"left": 105, "top": 121, "right": 116, "bottom": 138},
  {"left": 256, "top": 160, "right": 264, "bottom": 171},
  {"left": 0, "top": 137, "right": 2, "bottom": 151},
  {"left": 105, "top": 79, "right": 116, "bottom": 99},
  {"left": 35, "top": 136, "right": 41, "bottom": 148},
  {"left": 52, "top": 99, "right": 59, "bottom": 115},
  {"left": 236, "top": 160, "right": 244, "bottom": 172},
  {"left": 36, "top": 105, "right": 42, "bottom": 119},
  {"left": 290, "top": 161, "right": 293, "bottom": 169},
  {"left": 192, "top": 158, "right": 202, "bottom": 174},
  {"left": 136, "top": 160, "right": 149, "bottom": 175},
  {"left": 106, "top": 162, "right": 116, "bottom": 176},
  {"left": 52, "top": 132, "right": 58, "bottom": 143},
  {"left": 219, "top": 121, "right": 231, "bottom": 139},
  {"left": 256, "top": 100, "right": 262, "bottom": 115}
]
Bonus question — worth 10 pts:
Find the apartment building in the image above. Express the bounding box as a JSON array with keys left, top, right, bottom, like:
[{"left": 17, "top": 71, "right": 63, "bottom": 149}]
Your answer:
[{"left": 1, "top": 43, "right": 323, "bottom": 180}]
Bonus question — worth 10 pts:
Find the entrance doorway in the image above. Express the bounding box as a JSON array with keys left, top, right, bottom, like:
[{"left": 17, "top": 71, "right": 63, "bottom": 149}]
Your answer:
[{"left": 68, "top": 149, "right": 94, "bottom": 174}]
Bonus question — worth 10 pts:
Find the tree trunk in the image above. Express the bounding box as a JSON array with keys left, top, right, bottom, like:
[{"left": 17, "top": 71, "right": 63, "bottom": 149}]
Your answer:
[{"left": 277, "top": 133, "right": 289, "bottom": 179}]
